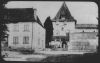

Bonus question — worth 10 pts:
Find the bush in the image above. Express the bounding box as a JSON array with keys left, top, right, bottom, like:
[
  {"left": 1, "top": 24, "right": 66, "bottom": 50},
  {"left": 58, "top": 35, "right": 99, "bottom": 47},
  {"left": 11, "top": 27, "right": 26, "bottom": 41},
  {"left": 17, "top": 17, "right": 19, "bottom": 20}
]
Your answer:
[
  {"left": 2, "top": 46, "right": 12, "bottom": 51},
  {"left": 6, "top": 47, "right": 35, "bottom": 54},
  {"left": 18, "top": 48, "right": 34, "bottom": 54},
  {"left": 20, "top": 49, "right": 34, "bottom": 54}
]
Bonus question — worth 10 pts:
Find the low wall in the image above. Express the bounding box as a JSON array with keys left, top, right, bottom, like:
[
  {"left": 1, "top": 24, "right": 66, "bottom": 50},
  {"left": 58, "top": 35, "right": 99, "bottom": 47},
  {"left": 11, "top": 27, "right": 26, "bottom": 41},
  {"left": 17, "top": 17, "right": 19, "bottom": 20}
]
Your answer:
[{"left": 68, "top": 32, "right": 98, "bottom": 52}]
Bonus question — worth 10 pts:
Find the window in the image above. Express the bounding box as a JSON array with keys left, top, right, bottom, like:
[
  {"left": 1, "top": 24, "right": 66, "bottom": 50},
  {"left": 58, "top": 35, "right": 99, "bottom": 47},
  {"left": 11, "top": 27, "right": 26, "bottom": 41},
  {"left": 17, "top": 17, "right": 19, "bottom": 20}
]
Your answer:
[
  {"left": 13, "top": 24, "right": 19, "bottom": 32},
  {"left": 13, "top": 36, "right": 19, "bottom": 45},
  {"left": 24, "top": 24, "right": 29, "bottom": 31},
  {"left": 23, "top": 36, "right": 29, "bottom": 44}
]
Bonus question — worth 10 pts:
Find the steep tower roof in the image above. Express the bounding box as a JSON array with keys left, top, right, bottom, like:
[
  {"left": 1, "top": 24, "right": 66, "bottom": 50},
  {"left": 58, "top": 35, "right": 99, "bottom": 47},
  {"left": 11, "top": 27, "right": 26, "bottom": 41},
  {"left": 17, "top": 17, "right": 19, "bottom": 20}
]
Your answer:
[{"left": 53, "top": 2, "right": 74, "bottom": 21}]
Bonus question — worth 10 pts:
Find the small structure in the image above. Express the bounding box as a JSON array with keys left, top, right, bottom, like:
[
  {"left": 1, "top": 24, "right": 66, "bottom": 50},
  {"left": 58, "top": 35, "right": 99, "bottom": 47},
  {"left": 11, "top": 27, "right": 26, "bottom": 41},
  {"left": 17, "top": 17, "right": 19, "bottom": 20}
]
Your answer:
[{"left": 4, "top": 8, "right": 45, "bottom": 50}]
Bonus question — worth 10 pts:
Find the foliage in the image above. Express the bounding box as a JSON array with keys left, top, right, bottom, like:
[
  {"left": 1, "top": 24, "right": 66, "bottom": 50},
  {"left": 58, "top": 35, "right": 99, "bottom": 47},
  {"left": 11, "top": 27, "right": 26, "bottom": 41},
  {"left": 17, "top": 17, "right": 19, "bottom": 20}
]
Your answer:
[
  {"left": 44, "top": 16, "right": 53, "bottom": 48},
  {"left": 0, "top": 1, "right": 8, "bottom": 42}
]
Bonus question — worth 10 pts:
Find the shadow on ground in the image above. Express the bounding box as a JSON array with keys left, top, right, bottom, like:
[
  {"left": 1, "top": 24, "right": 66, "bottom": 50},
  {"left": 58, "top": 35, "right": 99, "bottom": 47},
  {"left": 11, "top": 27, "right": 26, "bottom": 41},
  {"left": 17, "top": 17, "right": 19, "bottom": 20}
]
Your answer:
[
  {"left": 40, "top": 54, "right": 82, "bottom": 62},
  {"left": 40, "top": 53, "right": 100, "bottom": 62}
]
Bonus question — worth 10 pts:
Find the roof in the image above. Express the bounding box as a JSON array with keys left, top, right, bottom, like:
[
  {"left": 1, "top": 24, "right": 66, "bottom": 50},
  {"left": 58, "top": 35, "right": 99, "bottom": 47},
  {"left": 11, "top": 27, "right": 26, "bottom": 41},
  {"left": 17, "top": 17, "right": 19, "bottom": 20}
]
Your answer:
[
  {"left": 4, "top": 8, "right": 44, "bottom": 28},
  {"left": 4, "top": 8, "right": 36, "bottom": 23},
  {"left": 37, "top": 16, "right": 44, "bottom": 28},
  {"left": 75, "top": 24, "right": 98, "bottom": 29},
  {"left": 52, "top": 19, "right": 77, "bottom": 23},
  {"left": 53, "top": 2, "right": 75, "bottom": 21}
]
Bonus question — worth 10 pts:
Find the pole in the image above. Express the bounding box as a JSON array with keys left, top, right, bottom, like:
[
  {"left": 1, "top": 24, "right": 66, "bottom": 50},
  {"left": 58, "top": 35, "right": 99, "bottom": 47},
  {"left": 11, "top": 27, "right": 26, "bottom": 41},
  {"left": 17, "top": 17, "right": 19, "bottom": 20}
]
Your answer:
[{"left": 31, "top": 22, "right": 33, "bottom": 51}]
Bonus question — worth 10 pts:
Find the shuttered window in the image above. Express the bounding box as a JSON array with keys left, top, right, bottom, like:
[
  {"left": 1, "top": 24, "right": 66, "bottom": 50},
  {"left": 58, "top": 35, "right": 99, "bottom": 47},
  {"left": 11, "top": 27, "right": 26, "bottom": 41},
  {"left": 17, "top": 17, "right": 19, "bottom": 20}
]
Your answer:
[
  {"left": 13, "top": 24, "right": 19, "bottom": 32},
  {"left": 23, "top": 36, "right": 29, "bottom": 44},
  {"left": 13, "top": 36, "right": 19, "bottom": 44},
  {"left": 24, "top": 24, "right": 29, "bottom": 31}
]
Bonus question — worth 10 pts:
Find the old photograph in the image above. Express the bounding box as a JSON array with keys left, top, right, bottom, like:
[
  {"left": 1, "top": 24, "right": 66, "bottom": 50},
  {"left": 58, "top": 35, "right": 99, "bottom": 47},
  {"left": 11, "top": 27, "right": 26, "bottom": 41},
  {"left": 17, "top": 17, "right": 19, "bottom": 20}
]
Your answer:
[{"left": 0, "top": 1, "right": 99, "bottom": 62}]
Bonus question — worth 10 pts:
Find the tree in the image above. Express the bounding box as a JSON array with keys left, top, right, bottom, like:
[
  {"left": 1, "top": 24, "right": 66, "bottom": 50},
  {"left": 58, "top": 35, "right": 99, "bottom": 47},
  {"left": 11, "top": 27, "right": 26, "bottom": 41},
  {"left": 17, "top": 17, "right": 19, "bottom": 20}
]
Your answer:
[
  {"left": 44, "top": 16, "right": 53, "bottom": 48},
  {"left": 0, "top": 0, "right": 8, "bottom": 41},
  {"left": 0, "top": 0, "right": 8, "bottom": 60},
  {"left": 0, "top": 1, "right": 8, "bottom": 52}
]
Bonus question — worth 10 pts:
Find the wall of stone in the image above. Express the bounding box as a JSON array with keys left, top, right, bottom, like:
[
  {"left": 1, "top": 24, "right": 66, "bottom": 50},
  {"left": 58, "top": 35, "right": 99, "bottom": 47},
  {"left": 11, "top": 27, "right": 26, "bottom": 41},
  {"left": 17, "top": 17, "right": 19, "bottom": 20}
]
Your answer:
[{"left": 68, "top": 32, "right": 98, "bottom": 52}]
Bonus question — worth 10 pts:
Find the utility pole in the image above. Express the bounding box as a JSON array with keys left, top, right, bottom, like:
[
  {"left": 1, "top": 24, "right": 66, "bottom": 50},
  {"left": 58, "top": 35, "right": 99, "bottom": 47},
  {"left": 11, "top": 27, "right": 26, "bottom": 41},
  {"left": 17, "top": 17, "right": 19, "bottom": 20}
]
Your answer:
[{"left": 31, "top": 22, "right": 33, "bottom": 51}]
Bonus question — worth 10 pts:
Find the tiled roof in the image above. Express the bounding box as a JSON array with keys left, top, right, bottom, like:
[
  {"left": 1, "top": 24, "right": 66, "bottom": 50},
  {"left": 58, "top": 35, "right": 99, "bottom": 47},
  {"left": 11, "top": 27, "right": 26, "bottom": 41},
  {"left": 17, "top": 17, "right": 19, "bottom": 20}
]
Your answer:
[
  {"left": 75, "top": 24, "right": 98, "bottom": 29},
  {"left": 4, "top": 8, "right": 36, "bottom": 23},
  {"left": 53, "top": 2, "right": 74, "bottom": 21},
  {"left": 4, "top": 8, "right": 44, "bottom": 28}
]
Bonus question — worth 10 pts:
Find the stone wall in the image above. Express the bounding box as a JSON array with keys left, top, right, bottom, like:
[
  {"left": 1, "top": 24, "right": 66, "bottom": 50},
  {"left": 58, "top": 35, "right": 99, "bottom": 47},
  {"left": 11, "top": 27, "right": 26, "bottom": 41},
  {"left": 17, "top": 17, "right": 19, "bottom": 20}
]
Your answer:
[{"left": 68, "top": 32, "right": 98, "bottom": 52}]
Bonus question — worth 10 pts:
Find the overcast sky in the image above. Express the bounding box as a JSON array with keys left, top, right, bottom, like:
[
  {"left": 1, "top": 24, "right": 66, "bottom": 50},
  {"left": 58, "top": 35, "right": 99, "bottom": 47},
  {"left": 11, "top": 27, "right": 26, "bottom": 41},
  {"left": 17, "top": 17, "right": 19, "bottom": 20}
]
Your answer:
[{"left": 5, "top": 1, "right": 98, "bottom": 24}]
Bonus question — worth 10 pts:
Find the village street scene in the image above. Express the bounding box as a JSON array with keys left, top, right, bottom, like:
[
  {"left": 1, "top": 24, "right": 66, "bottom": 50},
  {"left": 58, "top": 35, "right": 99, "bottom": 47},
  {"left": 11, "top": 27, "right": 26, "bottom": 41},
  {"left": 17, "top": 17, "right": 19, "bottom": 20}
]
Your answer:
[{"left": 0, "top": 1, "right": 99, "bottom": 62}]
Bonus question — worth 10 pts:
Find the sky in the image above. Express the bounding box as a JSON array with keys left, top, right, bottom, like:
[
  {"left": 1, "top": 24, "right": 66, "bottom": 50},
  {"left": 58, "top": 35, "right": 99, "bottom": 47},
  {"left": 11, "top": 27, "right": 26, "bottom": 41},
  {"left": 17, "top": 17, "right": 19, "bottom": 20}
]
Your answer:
[{"left": 5, "top": 1, "right": 98, "bottom": 24}]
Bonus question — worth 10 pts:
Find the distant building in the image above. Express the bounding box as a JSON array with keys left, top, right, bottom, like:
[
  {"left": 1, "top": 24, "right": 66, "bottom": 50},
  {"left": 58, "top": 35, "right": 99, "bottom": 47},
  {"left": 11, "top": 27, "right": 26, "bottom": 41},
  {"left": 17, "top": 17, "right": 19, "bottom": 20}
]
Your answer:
[
  {"left": 5, "top": 8, "right": 45, "bottom": 50},
  {"left": 52, "top": 2, "right": 98, "bottom": 52}
]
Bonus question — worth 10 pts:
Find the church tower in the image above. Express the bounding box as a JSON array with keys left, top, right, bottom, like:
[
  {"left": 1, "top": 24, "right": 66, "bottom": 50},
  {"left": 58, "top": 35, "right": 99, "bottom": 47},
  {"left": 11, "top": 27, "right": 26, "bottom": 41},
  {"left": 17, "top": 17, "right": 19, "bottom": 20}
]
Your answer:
[{"left": 52, "top": 2, "right": 77, "bottom": 41}]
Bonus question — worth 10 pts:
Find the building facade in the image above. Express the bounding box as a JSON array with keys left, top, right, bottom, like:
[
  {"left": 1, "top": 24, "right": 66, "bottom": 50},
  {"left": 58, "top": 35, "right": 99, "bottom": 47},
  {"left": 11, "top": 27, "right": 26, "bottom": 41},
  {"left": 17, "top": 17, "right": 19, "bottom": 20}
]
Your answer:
[
  {"left": 52, "top": 2, "right": 98, "bottom": 52},
  {"left": 5, "top": 8, "right": 45, "bottom": 50}
]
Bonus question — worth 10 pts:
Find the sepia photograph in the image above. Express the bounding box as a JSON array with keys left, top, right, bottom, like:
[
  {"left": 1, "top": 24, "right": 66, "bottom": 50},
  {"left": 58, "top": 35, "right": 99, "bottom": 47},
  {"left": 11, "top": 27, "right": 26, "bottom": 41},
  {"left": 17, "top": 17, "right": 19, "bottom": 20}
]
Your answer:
[{"left": 0, "top": 0, "right": 99, "bottom": 62}]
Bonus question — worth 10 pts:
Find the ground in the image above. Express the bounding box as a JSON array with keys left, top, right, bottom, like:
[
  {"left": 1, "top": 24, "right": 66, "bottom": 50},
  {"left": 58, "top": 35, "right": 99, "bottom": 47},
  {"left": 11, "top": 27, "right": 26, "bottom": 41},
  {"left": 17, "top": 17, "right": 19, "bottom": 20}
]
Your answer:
[
  {"left": 2, "top": 51, "right": 46, "bottom": 61},
  {"left": 2, "top": 50, "right": 99, "bottom": 62}
]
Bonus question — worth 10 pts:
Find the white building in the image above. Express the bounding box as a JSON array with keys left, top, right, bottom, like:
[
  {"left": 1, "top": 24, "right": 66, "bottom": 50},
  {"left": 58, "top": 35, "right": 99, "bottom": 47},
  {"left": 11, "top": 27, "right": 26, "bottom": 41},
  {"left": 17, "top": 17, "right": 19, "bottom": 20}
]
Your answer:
[{"left": 5, "top": 8, "right": 45, "bottom": 50}]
